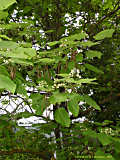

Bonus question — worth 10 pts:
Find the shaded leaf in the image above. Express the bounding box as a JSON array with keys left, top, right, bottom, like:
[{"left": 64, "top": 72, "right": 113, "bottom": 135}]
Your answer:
[
  {"left": 55, "top": 108, "right": 70, "bottom": 127},
  {"left": 84, "top": 63, "right": 104, "bottom": 74},
  {"left": 31, "top": 94, "right": 46, "bottom": 115},
  {"left": 68, "top": 99, "right": 79, "bottom": 117},
  {"left": 84, "top": 95, "right": 101, "bottom": 110},
  {"left": 0, "top": 11, "right": 8, "bottom": 19},
  {"left": 97, "top": 133, "right": 112, "bottom": 146}
]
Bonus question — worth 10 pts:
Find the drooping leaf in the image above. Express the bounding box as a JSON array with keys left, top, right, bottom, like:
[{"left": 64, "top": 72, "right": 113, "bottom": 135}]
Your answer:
[
  {"left": 0, "top": 75, "right": 16, "bottom": 93},
  {"left": 84, "top": 95, "right": 101, "bottom": 110},
  {"left": 86, "top": 50, "right": 102, "bottom": 59},
  {"left": 84, "top": 63, "right": 104, "bottom": 74},
  {"left": 31, "top": 93, "right": 46, "bottom": 115},
  {"left": 94, "top": 29, "right": 115, "bottom": 40},
  {"left": 80, "top": 40, "right": 100, "bottom": 47},
  {"left": 55, "top": 108, "right": 70, "bottom": 127},
  {"left": 67, "top": 99, "right": 79, "bottom": 117},
  {"left": 0, "top": 66, "right": 9, "bottom": 76},
  {"left": 48, "top": 41, "right": 60, "bottom": 47},
  {"left": 77, "top": 78, "right": 97, "bottom": 84},
  {"left": 15, "top": 79, "right": 27, "bottom": 97}
]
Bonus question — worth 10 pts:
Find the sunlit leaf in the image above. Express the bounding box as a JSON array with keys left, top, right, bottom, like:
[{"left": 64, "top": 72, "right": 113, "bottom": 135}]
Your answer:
[
  {"left": 0, "top": 41, "right": 18, "bottom": 49},
  {"left": 49, "top": 92, "right": 68, "bottom": 104},
  {"left": 0, "top": 0, "right": 16, "bottom": 10},
  {"left": 0, "top": 47, "right": 36, "bottom": 59},
  {"left": 66, "top": 32, "right": 87, "bottom": 41},
  {"left": 80, "top": 40, "right": 100, "bottom": 47},
  {"left": 48, "top": 41, "right": 60, "bottom": 47},
  {"left": 0, "top": 75, "right": 16, "bottom": 93},
  {"left": 94, "top": 29, "right": 115, "bottom": 40},
  {"left": 0, "top": 35, "right": 12, "bottom": 40},
  {"left": 86, "top": 50, "right": 102, "bottom": 59}
]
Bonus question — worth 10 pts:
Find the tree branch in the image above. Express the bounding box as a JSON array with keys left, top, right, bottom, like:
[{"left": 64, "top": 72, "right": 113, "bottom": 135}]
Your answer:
[{"left": 97, "top": 4, "right": 120, "bottom": 25}]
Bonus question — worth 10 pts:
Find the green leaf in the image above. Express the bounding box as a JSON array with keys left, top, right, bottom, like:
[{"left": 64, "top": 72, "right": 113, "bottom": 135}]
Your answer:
[
  {"left": 80, "top": 40, "right": 100, "bottom": 47},
  {"left": 0, "top": 66, "right": 9, "bottom": 76},
  {"left": 56, "top": 77, "right": 97, "bottom": 85},
  {"left": 0, "top": 41, "right": 18, "bottom": 49},
  {"left": 66, "top": 32, "right": 87, "bottom": 41},
  {"left": 49, "top": 92, "right": 68, "bottom": 104},
  {"left": 68, "top": 93, "right": 84, "bottom": 102},
  {"left": 84, "top": 95, "right": 101, "bottom": 110},
  {"left": 85, "top": 50, "right": 102, "bottom": 59},
  {"left": 14, "top": 47, "right": 36, "bottom": 59},
  {"left": 14, "top": 112, "right": 33, "bottom": 119},
  {"left": 55, "top": 108, "right": 70, "bottom": 127},
  {"left": 35, "top": 58, "right": 55, "bottom": 64},
  {"left": 0, "top": 11, "right": 8, "bottom": 19},
  {"left": 84, "top": 63, "right": 104, "bottom": 74},
  {"left": 10, "top": 58, "right": 33, "bottom": 66},
  {"left": 76, "top": 54, "right": 83, "bottom": 62},
  {"left": 0, "top": 75, "right": 16, "bottom": 93},
  {"left": 95, "top": 150, "right": 108, "bottom": 160},
  {"left": 94, "top": 29, "right": 115, "bottom": 40},
  {"left": 68, "top": 99, "right": 79, "bottom": 117},
  {"left": 48, "top": 41, "right": 60, "bottom": 47},
  {"left": 77, "top": 78, "right": 97, "bottom": 84},
  {"left": 97, "top": 133, "right": 111, "bottom": 145},
  {"left": 15, "top": 80, "right": 27, "bottom": 97},
  {"left": 31, "top": 94, "right": 46, "bottom": 115},
  {"left": 0, "top": 47, "right": 36, "bottom": 59},
  {"left": 0, "top": 35, "right": 12, "bottom": 40},
  {"left": 0, "top": 0, "right": 16, "bottom": 10}
]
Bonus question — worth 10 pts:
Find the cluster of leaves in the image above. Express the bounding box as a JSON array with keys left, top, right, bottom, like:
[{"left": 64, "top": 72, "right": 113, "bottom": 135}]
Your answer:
[{"left": 0, "top": 0, "right": 120, "bottom": 159}]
